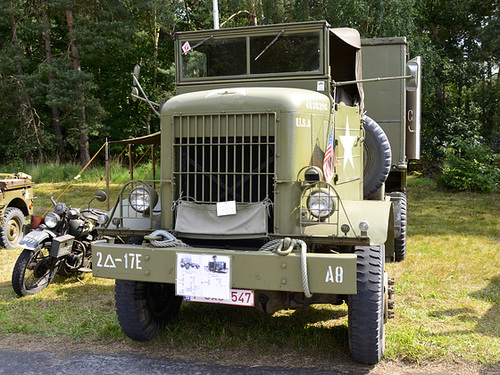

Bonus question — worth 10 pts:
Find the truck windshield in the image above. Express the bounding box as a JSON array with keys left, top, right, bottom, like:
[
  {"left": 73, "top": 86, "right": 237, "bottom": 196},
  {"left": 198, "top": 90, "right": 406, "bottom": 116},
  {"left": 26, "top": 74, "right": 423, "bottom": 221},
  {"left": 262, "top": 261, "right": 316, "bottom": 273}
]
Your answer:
[
  {"left": 250, "top": 32, "right": 320, "bottom": 74},
  {"left": 182, "top": 37, "right": 246, "bottom": 78},
  {"left": 180, "top": 31, "right": 321, "bottom": 79}
]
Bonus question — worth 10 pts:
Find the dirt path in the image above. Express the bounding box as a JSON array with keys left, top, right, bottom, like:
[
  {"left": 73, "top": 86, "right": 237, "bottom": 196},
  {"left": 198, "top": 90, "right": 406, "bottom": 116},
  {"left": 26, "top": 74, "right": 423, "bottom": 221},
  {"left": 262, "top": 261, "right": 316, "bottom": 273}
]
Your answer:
[{"left": 0, "top": 334, "right": 497, "bottom": 375}]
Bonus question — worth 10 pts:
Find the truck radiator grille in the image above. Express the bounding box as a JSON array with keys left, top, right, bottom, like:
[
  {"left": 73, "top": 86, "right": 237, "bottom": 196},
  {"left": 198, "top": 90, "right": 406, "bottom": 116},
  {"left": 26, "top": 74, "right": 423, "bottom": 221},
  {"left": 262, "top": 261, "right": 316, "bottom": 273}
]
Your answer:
[{"left": 173, "top": 113, "right": 276, "bottom": 204}]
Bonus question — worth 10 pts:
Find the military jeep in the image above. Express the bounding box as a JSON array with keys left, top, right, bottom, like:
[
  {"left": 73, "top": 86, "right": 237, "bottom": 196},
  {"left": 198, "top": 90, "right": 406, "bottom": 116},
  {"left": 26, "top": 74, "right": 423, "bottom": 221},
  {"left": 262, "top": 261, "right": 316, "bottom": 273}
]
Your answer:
[
  {"left": 0, "top": 173, "right": 34, "bottom": 249},
  {"left": 93, "top": 21, "right": 421, "bottom": 364}
]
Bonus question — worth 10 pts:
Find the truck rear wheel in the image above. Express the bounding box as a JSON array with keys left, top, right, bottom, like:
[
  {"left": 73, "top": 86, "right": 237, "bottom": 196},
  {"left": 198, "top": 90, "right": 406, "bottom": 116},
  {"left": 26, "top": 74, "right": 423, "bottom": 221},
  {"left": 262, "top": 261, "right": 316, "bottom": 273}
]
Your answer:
[
  {"left": 348, "top": 244, "right": 386, "bottom": 364},
  {"left": 0, "top": 207, "right": 26, "bottom": 249},
  {"left": 363, "top": 116, "right": 391, "bottom": 199},
  {"left": 115, "top": 280, "right": 182, "bottom": 341},
  {"left": 391, "top": 192, "right": 407, "bottom": 261}
]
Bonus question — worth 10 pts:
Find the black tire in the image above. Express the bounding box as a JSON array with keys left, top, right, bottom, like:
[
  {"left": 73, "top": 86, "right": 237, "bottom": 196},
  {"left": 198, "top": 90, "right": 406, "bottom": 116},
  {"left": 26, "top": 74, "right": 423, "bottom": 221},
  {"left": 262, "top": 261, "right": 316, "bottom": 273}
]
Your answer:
[
  {"left": 363, "top": 116, "right": 391, "bottom": 199},
  {"left": 115, "top": 280, "right": 183, "bottom": 341},
  {"left": 11, "top": 245, "right": 58, "bottom": 297},
  {"left": 348, "top": 245, "right": 386, "bottom": 364},
  {"left": 0, "top": 207, "right": 26, "bottom": 249},
  {"left": 391, "top": 192, "right": 407, "bottom": 262}
]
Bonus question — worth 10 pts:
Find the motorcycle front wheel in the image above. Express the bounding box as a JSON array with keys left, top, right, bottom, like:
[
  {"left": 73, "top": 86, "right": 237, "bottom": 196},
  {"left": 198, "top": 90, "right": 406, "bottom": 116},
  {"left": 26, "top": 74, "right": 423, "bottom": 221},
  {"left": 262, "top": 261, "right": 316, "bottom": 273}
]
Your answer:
[{"left": 12, "top": 245, "right": 58, "bottom": 297}]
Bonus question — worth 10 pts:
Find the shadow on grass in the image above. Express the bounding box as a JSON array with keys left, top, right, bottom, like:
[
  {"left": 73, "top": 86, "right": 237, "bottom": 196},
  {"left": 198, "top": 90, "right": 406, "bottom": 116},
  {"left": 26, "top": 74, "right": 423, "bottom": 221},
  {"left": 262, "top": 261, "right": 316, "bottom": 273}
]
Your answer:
[
  {"left": 429, "top": 275, "right": 500, "bottom": 339},
  {"left": 0, "top": 276, "right": 387, "bottom": 372},
  {"left": 469, "top": 275, "right": 500, "bottom": 338}
]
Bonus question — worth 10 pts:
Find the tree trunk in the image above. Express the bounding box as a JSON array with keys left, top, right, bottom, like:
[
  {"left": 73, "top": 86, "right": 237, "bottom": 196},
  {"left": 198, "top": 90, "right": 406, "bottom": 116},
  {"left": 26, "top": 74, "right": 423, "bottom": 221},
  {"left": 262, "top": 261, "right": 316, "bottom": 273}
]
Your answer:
[
  {"left": 65, "top": 6, "right": 90, "bottom": 166},
  {"left": 41, "top": 0, "right": 65, "bottom": 159},
  {"left": 10, "top": 9, "right": 44, "bottom": 163}
]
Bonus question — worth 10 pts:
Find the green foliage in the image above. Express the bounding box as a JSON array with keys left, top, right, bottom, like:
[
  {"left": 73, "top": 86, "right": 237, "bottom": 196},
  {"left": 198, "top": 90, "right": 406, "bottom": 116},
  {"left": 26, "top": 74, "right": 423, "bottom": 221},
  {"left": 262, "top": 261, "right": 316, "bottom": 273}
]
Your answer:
[
  {"left": 438, "top": 137, "right": 500, "bottom": 193},
  {"left": 0, "top": 0, "right": 499, "bottom": 168}
]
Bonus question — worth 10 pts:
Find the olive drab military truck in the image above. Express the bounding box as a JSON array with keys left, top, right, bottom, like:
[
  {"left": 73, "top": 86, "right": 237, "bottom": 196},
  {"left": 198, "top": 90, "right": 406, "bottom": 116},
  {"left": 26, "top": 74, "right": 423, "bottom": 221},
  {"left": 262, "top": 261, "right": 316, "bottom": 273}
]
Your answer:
[
  {"left": 93, "top": 21, "right": 421, "bottom": 364},
  {"left": 0, "top": 173, "right": 34, "bottom": 249}
]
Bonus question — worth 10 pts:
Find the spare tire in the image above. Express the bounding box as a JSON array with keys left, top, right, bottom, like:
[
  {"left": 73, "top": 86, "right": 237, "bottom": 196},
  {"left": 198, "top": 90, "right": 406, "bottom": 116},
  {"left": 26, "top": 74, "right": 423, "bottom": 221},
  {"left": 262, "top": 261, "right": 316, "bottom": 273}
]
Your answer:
[{"left": 363, "top": 116, "right": 391, "bottom": 199}]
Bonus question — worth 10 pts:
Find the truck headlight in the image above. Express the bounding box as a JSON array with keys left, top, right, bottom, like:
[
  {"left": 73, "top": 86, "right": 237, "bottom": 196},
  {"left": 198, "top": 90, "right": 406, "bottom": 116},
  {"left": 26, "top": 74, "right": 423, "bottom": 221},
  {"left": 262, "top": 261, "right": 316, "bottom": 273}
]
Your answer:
[
  {"left": 44, "top": 212, "right": 60, "bottom": 229},
  {"left": 129, "top": 185, "right": 158, "bottom": 213},
  {"left": 307, "top": 188, "right": 335, "bottom": 218}
]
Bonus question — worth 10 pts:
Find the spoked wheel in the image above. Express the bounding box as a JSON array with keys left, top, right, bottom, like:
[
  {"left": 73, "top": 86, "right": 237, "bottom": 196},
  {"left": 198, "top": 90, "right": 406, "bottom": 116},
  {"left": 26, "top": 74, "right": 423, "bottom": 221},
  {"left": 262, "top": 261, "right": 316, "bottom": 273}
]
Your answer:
[
  {"left": 11, "top": 244, "right": 58, "bottom": 297},
  {"left": 348, "top": 244, "right": 387, "bottom": 364},
  {"left": 0, "top": 207, "right": 26, "bottom": 249},
  {"left": 115, "top": 280, "right": 183, "bottom": 341}
]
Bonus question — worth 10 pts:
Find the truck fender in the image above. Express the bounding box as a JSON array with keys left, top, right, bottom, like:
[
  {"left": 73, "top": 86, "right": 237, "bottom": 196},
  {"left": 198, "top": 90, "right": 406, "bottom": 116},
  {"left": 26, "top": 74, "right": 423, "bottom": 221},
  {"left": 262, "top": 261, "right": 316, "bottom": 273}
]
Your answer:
[
  {"left": 19, "top": 230, "right": 54, "bottom": 251},
  {"left": 340, "top": 200, "right": 394, "bottom": 251}
]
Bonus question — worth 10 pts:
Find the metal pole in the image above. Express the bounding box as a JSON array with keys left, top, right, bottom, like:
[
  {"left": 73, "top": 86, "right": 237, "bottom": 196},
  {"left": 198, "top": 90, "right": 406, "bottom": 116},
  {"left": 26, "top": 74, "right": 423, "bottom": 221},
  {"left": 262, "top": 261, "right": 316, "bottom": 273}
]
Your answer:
[
  {"left": 213, "top": 0, "right": 219, "bottom": 29},
  {"left": 105, "top": 139, "right": 110, "bottom": 210},
  {"left": 129, "top": 144, "right": 133, "bottom": 180},
  {"left": 152, "top": 144, "right": 156, "bottom": 189}
]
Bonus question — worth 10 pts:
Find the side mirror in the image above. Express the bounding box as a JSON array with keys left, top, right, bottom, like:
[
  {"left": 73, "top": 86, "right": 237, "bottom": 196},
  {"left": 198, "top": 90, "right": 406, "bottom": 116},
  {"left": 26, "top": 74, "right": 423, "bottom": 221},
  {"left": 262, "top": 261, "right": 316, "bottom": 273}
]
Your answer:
[
  {"left": 94, "top": 190, "right": 107, "bottom": 202},
  {"left": 406, "top": 56, "right": 421, "bottom": 90},
  {"left": 133, "top": 64, "right": 141, "bottom": 85},
  {"left": 131, "top": 87, "right": 139, "bottom": 102}
]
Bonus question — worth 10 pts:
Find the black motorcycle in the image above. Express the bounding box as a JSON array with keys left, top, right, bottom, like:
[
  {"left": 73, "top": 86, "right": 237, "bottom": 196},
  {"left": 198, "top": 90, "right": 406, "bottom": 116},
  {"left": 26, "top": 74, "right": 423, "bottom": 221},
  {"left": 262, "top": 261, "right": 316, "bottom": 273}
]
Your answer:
[{"left": 11, "top": 191, "right": 107, "bottom": 297}]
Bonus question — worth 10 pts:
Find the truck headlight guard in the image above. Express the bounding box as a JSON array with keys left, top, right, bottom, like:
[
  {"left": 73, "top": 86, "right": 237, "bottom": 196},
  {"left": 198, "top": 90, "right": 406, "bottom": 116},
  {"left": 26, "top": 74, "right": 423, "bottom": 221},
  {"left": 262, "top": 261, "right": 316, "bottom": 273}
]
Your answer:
[
  {"left": 129, "top": 185, "right": 158, "bottom": 214},
  {"left": 307, "top": 188, "right": 335, "bottom": 218}
]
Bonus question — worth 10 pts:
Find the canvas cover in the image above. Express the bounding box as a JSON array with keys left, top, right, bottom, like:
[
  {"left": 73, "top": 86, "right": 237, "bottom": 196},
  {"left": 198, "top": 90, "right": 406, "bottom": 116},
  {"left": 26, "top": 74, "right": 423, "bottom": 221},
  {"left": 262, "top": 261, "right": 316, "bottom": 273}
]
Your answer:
[
  {"left": 174, "top": 200, "right": 269, "bottom": 238},
  {"left": 330, "top": 28, "right": 364, "bottom": 109}
]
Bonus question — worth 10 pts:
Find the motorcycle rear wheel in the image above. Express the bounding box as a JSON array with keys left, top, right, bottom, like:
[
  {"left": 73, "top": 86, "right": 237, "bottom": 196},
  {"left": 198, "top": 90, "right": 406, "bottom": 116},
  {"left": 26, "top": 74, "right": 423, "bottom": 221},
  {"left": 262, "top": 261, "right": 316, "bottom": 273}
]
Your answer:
[{"left": 11, "top": 245, "right": 58, "bottom": 297}]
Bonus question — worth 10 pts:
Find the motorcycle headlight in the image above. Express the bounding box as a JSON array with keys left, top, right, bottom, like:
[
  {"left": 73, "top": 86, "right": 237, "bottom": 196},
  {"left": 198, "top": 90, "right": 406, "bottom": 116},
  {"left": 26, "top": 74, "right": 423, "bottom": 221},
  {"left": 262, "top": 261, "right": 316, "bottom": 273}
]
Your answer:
[
  {"left": 97, "top": 214, "right": 109, "bottom": 225},
  {"left": 307, "top": 188, "right": 335, "bottom": 219},
  {"left": 44, "top": 212, "right": 61, "bottom": 228},
  {"left": 129, "top": 186, "right": 158, "bottom": 213}
]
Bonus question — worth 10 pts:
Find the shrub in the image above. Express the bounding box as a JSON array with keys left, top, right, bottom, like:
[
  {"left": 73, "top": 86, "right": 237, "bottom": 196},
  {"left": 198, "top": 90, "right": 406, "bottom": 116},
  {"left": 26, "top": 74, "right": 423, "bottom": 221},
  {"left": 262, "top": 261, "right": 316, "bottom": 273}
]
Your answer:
[{"left": 438, "top": 137, "right": 500, "bottom": 193}]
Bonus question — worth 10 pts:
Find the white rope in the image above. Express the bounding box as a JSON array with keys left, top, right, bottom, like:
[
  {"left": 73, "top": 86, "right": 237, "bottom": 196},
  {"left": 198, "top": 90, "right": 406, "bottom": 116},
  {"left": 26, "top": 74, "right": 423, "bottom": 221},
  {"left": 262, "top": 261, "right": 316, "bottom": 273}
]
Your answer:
[
  {"left": 298, "top": 239, "right": 312, "bottom": 298},
  {"left": 147, "top": 230, "right": 189, "bottom": 247},
  {"left": 259, "top": 238, "right": 312, "bottom": 298}
]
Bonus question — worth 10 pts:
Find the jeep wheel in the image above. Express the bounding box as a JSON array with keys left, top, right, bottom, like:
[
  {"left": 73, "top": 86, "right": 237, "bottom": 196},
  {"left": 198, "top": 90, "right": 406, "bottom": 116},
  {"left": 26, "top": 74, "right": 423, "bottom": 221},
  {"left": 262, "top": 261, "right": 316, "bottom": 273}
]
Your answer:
[
  {"left": 392, "top": 192, "right": 407, "bottom": 261},
  {"left": 363, "top": 116, "right": 391, "bottom": 199},
  {"left": 115, "top": 280, "right": 183, "bottom": 341},
  {"left": 0, "top": 207, "right": 26, "bottom": 249},
  {"left": 348, "top": 244, "right": 386, "bottom": 364}
]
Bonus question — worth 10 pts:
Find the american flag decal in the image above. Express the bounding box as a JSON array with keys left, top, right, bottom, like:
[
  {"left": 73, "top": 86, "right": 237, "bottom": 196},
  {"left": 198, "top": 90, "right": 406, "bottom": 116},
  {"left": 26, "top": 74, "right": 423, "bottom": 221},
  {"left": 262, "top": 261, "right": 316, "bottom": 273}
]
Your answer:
[{"left": 323, "top": 128, "right": 339, "bottom": 182}]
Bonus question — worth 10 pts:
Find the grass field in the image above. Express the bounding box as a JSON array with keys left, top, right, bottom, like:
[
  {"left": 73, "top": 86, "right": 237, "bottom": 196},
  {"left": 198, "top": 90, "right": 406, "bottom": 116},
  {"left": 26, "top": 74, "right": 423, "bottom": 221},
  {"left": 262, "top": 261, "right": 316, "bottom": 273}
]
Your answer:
[{"left": 0, "top": 177, "right": 498, "bottom": 372}]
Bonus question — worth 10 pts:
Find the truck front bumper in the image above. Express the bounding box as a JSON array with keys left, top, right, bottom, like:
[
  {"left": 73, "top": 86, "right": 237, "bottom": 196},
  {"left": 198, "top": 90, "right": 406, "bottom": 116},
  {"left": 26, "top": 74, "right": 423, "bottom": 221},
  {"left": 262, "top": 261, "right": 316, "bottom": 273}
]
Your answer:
[{"left": 92, "top": 243, "right": 357, "bottom": 295}]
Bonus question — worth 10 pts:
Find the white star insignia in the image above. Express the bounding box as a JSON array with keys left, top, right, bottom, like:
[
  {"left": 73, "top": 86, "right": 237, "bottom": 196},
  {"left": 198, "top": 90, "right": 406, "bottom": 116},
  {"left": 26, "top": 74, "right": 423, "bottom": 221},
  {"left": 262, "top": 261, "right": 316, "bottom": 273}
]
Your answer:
[{"left": 339, "top": 117, "right": 356, "bottom": 170}]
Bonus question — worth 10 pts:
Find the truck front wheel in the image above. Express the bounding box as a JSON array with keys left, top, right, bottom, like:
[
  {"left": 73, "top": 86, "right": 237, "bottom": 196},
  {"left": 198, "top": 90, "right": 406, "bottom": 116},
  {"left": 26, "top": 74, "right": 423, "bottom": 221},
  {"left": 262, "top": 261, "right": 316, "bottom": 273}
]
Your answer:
[
  {"left": 115, "top": 280, "right": 183, "bottom": 341},
  {"left": 348, "top": 244, "right": 386, "bottom": 364}
]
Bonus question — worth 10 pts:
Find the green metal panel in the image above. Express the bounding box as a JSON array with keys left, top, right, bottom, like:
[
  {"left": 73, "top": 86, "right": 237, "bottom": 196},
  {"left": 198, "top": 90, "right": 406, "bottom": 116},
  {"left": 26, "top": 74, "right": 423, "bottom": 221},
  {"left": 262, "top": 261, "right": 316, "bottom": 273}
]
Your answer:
[
  {"left": 361, "top": 38, "right": 407, "bottom": 168},
  {"left": 93, "top": 243, "right": 357, "bottom": 294},
  {"left": 0, "top": 175, "right": 34, "bottom": 216},
  {"left": 160, "top": 87, "right": 333, "bottom": 237}
]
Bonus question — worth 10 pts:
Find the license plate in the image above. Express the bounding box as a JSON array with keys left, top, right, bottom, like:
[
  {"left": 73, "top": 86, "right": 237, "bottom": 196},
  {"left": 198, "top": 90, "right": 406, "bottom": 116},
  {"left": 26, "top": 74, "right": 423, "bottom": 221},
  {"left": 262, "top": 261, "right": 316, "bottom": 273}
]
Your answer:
[{"left": 184, "top": 288, "right": 254, "bottom": 307}]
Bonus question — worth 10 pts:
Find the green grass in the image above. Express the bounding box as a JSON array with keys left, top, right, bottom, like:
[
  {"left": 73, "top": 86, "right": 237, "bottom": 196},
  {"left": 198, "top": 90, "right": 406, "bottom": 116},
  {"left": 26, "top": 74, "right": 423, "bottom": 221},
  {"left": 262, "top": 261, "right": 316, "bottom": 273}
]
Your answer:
[
  {"left": 0, "top": 161, "right": 157, "bottom": 184},
  {"left": 0, "top": 176, "right": 499, "bottom": 369}
]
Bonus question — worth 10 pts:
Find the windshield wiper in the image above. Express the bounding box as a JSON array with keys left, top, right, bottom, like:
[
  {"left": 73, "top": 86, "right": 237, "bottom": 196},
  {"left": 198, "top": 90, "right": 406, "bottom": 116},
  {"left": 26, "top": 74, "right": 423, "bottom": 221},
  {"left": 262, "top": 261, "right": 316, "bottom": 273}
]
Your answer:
[
  {"left": 183, "top": 35, "right": 214, "bottom": 54},
  {"left": 254, "top": 30, "right": 285, "bottom": 61}
]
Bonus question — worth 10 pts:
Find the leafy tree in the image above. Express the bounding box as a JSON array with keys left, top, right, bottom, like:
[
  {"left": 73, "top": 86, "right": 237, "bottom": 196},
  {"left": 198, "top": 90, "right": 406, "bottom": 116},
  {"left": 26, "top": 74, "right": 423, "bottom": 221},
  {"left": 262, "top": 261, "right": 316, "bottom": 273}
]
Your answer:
[{"left": 0, "top": 0, "right": 498, "bottom": 173}]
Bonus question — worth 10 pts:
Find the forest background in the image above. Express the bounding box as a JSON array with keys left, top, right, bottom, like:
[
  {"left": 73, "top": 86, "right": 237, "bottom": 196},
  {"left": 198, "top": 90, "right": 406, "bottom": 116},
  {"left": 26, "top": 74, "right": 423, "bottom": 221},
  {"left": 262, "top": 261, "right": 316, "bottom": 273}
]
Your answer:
[{"left": 0, "top": 0, "right": 499, "bottom": 191}]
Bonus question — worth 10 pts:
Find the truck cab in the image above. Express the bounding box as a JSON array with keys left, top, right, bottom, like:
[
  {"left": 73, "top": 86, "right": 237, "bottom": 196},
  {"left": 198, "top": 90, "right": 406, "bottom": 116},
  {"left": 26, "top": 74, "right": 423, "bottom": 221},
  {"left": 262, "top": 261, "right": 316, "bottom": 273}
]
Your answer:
[{"left": 93, "top": 20, "right": 420, "bottom": 364}]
